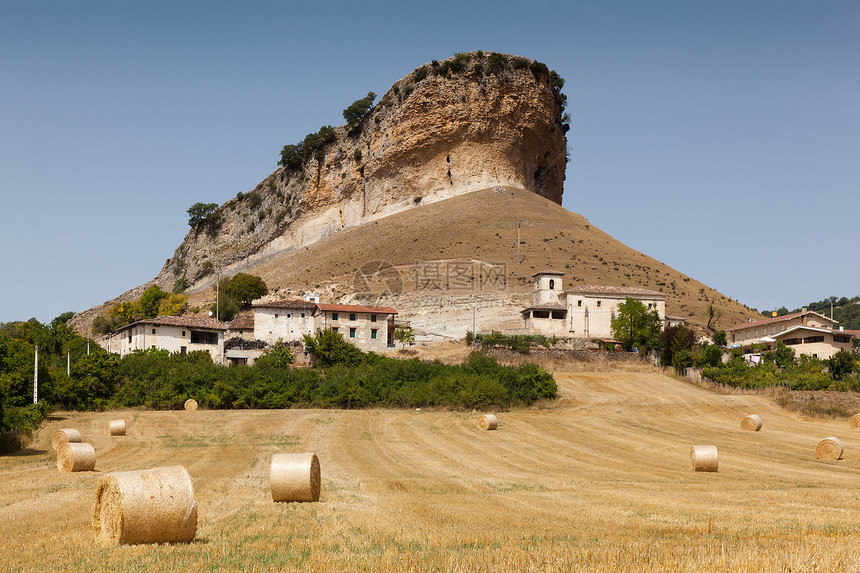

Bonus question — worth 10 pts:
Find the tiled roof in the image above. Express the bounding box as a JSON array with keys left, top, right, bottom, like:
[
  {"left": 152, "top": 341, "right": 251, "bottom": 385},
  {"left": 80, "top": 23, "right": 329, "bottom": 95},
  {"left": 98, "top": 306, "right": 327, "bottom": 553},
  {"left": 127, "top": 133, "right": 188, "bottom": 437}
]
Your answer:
[
  {"left": 228, "top": 312, "right": 254, "bottom": 330},
  {"left": 317, "top": 303, "right": 397, "bottom": 314},
  {"left": 118, "top": 315, "right": 227, "bottom": 331},
  {"left": 253, "top": 299, "right": 318, "bottom": 310},
  {"left": 521, "top": 304, "right": 567, "bottom": 313},
  {"left": 565, "top": 285, "right": 666, "bottom": 298},
  {"left": 532, "top": 270, "right": 565, "bottom": 277},
  {"left": 725, "top": 310, "right": 836, "bottom": 332}
]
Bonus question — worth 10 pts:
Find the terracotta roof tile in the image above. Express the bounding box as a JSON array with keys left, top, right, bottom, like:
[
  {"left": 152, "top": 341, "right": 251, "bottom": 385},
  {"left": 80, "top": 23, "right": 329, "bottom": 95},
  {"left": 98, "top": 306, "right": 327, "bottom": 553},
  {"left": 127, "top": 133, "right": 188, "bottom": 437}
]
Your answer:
[
  {"left": 228, "top": 312, "right": 254, "bottom": 330},
  {"left": 317, "top": 303, "right": 397, "bottom": 314},
  {"left": 253, "top": 299, "right": 318, "bottom": 310},
  {"left": 565, "top": 285, "right": 666, "bottom": 298},
  {"left": 119, "top": 316, "right": 227, "bottom": 331},
  {"left": 532, "top": 270, "right": 565, "bottom": 277},
  {"left": 726, "top": 310, "right": 836, "bottom": 332}
]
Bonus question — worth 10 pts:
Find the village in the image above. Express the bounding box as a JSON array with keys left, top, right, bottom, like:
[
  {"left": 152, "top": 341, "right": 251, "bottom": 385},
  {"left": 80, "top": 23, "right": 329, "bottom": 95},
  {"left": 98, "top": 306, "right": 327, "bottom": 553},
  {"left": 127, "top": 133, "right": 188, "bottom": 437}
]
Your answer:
[{"left": 103, "top": 268, "right": 859, "bottom": 367}]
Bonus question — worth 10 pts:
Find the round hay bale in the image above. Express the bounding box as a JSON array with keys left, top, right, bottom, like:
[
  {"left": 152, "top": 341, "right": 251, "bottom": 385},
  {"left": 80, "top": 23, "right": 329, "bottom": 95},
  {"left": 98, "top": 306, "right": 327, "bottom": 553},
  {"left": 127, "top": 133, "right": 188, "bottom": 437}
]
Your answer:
[
  {"left": 816, "top": 437, "right": 844, "bottom": 460},
  {"left": 108, "top": 420, "right": 126, "bottom": 436},
  {"left": 270, "top": 453, "right": 320, "bottom": 502},
  {"left": 690, "top": 445, "right": 719, "bottom": 472},
  {"left": 52, "top": 428, "right": 82, "bottom": 451},
  {"left": 57, "top": 442, "right": 96, "bottom": 472},
  {"left": 850, "top": 414, "right": 860, "bottom": 429},
  {"left": 92, "top": 466, "right": 197, "bottom": 545},
  {"left": 741, "top": 414, "right": 763, "bottom": 432},
  {"left": 477, "top": 414, "right": 498, "bottom": 431},
  {"left": 184, "top": 399, "right": 198, "bottom": 411}
]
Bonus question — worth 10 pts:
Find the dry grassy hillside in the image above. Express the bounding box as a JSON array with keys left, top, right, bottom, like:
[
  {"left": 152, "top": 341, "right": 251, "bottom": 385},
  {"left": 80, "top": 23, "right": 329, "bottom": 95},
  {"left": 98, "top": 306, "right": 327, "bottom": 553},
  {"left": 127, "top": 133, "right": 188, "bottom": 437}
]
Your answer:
[
  {"left": 187, "top": 187, "right": 756, "bottom": 333},
  {"left": 3, "top": 371, "right": 860, "bottom": 571}
]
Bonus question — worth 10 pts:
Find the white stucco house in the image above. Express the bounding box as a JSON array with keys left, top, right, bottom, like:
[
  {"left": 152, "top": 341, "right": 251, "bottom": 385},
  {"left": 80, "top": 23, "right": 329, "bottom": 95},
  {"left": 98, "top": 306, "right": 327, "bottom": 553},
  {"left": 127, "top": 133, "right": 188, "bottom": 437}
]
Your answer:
[
  {"left": 726, "top": 309, "right": 855, "bottom": 360},
  {"left": 521, "top": 271, "right": 667, "bottom": 339},
  {"left": 111, "top": 316, "right": 227, "bottom": 363}
]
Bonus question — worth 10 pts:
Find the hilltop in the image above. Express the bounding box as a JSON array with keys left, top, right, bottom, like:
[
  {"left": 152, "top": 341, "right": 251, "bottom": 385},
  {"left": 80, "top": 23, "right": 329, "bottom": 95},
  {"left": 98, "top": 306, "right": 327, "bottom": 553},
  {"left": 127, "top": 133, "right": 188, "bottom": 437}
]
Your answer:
[{"left": 70, "top": 52, "right": 757, "bottom": 336}]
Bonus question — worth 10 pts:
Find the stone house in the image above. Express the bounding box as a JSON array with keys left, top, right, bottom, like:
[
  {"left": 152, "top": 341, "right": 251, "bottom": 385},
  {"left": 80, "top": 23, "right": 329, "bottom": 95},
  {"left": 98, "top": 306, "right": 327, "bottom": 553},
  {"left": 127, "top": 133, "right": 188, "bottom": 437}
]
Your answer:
[
  {"left": 521, "top": 271, "right": 667, "bottom": 339},
  {"left": 111, "top": 316, "right": 227, "bottom": 363},
  {"left": 252, "top": 300, "right": 397, "bottom": 352}
]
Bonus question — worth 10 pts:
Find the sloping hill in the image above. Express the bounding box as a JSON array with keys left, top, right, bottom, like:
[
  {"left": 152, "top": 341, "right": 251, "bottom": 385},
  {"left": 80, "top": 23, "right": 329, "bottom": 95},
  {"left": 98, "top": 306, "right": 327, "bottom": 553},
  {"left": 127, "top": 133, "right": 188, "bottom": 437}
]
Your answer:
[
  {"left": 3, "top": 371, "right": 859, "bottom": 571},
  {"left": 183, "top": 186, "right": 757, "bottom": 334}
]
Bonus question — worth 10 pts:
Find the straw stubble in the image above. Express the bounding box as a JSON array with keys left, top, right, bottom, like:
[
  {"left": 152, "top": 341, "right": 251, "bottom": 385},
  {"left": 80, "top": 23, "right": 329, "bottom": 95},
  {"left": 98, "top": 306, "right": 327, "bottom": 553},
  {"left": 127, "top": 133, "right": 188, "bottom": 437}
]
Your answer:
[{"left": 92, "top": 466, "right": 197, "bottom": 545}]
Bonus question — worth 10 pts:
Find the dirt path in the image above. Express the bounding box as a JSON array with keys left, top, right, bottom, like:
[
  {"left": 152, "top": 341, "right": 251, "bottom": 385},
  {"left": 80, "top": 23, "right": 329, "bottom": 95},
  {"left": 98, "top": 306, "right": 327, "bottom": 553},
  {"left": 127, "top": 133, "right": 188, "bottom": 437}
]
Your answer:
[{"left": 2, "top": 371, "right": 860, "bottom": 571}]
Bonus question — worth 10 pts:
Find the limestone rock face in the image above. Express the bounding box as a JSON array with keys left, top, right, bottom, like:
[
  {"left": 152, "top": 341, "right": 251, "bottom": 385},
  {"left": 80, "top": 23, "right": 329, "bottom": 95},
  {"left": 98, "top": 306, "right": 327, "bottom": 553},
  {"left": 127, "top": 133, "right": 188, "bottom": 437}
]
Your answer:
[{"left": 71, "top": 53, "right": 567, "bottom": 333}]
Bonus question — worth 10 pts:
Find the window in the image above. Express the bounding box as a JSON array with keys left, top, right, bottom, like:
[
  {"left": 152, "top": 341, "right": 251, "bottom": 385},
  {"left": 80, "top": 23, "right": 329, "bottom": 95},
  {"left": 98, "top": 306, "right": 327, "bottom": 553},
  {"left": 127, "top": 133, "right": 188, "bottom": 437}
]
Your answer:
[
  {"left": 803, "top": 336, "right": 824, "bottom": 344},
  {"left": 287, "top": 313, "right": 291, "bottom": 318},
  {"left": 835, "top": 335, "right": 851, "bottom": 344},
  {"left": 349, "top": 327, "right": 356, "bottom": 338},
  {"left": 301, "top": 313, "right": 305, "bottom": 318},
  {"left": 182, "top": 331, "right": 186, "bottom": 336},
  {"left": 577, "top": 300, "right": 582, "bottom": 307},
  {"left": 647, "top": 303, "right": 653, "bottom": 310},
  {"left": 180, "top": 346, "right": 187, "bottom": 355},
  {"left": 332, "top": 313, "right": 339, "bottom": 321},
  {"left": 371, "top": 315, "right": 377, "bottom": 323},
  {"left": 597, "top": 301, "right": 602, "bottom": 308},
  {"left": 349, "top": 313, "right": 357, "bottom": 321},
  {"left": 274, "top": 313, "right": 279, "bottom": 319},
  {"left": 371, "top": 329, "right": 378, "bottom": 339},
  {"left": 152, "top": 345, "right": 156, "bottom": 349},
  {"left": 549, "top": 279, "right": 555, "bottom": 290},
  {"left": 332, "top": 327, "right": 339, "bottom": 333},
  {"left": 128, "top": 334, "right": 132, "bottom": 343},
  {"left": 152, "top": 328, "right": 156, "bottom": 335},
  {"left": 191, "top": 331, "right": 219, "bottom": 345},
  {"left": 783, "top": 338, "right": 801, "bottom": 346}
]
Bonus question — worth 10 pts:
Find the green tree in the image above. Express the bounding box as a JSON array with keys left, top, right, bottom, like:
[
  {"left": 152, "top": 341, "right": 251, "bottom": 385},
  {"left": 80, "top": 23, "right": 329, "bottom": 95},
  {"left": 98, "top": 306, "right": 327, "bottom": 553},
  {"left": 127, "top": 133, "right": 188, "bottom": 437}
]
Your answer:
[
  {"left": 712, "top": 330, "right": 727, "bottom": 346},
  {"left": 187, "top": 202, "right": 219, "bottom": 227},
  {"left": 138, "top": 285, "right": 169, "bottom": 319},
  {"left": 393, "top": 326, "right": 415, "bottom": 348},
  {"left": 660, "top": 325, "right": 697, "bottom": 367},
  {"left": 827, "top": 349, "right": 855, "bottom": 381},
  {"left": 610, "top": 297, "right": 662, "bottom": 352},
  {"left": 51, "top": 312, "right": 75, "bottom": 328},
  {"left": 303, "top": 329, "right": 364, "bottom": 368},
  {"left": 255, "top": 340, "right": 294, "bottom": 370},
  {"left": 224, "top": 273, "right": 268, "bottom": 307},
  {"left": 343, "top": 92, "right": 376, "bottom": 128},
  {"left": 210, "top": 296, "right": 239, "bottom": 323}
]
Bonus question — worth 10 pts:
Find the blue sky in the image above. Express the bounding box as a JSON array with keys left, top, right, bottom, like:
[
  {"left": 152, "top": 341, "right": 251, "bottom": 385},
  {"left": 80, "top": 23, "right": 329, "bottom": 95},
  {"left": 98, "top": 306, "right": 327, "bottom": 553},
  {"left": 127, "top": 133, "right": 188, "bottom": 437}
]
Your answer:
[{"left": 1, "top": 1, "right": 858, "bottom": 324}]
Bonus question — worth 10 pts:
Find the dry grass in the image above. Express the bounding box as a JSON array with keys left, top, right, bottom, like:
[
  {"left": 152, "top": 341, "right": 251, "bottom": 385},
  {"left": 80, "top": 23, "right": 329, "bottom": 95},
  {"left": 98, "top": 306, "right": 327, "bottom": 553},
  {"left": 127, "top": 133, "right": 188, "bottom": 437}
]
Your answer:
[
  {"left": 184, "top": 188, "right": 758, "bottom": 332},
  {"left": 4, "top": 373, "right": 860, "bottom": 571}
]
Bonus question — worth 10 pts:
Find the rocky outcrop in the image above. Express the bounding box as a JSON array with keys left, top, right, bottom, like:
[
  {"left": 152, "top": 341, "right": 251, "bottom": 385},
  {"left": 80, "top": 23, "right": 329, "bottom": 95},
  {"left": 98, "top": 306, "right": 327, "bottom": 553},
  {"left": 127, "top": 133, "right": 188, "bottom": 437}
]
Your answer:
[{"left": 70, "top": 52, "right": 568, "bottom": 334}]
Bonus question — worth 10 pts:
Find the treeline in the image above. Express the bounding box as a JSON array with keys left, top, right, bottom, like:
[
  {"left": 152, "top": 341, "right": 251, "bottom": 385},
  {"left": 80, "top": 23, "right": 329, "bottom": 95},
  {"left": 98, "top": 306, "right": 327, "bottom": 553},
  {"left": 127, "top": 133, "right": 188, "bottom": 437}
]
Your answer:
[
  {"left": 703, "top": 344, "right": 859, "bottom": 391},
  {"left": 0, "top": 318, "right": 557, "bottom": 451},
  {"left": 763, "top": 295, "right": 860, "bottom": 331}
]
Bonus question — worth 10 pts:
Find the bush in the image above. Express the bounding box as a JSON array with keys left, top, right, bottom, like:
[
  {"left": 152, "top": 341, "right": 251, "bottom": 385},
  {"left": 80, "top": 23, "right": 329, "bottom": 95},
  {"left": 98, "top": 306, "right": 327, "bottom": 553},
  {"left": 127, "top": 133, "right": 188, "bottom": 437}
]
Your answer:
[
  {"left": 187, "top": 202, "right": 219, "bottom": 227},
  {"left": 343, "top": 92, "right": 376, "bottom": 128}
]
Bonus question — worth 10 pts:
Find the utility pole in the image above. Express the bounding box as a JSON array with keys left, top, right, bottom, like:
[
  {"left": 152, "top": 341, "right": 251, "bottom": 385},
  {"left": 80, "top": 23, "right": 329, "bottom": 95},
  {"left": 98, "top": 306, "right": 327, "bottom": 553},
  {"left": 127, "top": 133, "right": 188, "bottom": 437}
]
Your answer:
[
  {"left": 33, "top": 345, "right": 38, "bottom": 404},
  {"left": 516, "top": 219, "right": 523, "bottom": 265},
  {"left": 67, "top": 350, "right": 70, "bottom": 376},
  {"left": 216, "top": 268, "right": 221, "bottom": 321},
  {"left": 87, "top": 340, "right": 90, "bottom": 355},
  {"left": 472, "top": 294, "right": 477, "bottom": 341}
]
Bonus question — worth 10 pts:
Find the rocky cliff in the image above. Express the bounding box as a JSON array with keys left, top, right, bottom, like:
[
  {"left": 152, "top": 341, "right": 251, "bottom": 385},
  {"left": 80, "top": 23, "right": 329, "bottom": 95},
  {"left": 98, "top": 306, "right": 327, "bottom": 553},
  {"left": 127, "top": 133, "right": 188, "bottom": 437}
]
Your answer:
[
  {"left": 71, "top": 52, "right": 569, "bottom": 333},
  {"left": 166, "top": 53, "right": 566, "bottom": 290}
]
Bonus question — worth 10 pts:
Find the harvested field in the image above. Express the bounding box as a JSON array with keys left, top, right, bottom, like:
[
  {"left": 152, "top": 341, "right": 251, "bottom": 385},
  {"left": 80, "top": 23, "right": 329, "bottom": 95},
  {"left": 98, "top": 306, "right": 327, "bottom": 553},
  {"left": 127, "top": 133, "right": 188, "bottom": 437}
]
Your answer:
[{"left": 3, "top": 371, "right": 860, "bottom": 571}]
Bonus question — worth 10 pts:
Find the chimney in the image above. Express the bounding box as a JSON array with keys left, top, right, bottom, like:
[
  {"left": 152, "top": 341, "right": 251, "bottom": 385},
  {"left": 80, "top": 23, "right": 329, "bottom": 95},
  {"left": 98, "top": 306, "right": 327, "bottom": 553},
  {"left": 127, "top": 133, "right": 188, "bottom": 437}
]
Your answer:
[
  {"left": 840, "top": 326, "right": 844, "bottom": 331},
  {"left": 802, "top": 307, "right": 808, "bottom": 313}
]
